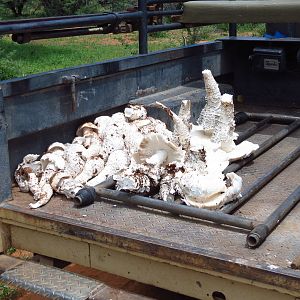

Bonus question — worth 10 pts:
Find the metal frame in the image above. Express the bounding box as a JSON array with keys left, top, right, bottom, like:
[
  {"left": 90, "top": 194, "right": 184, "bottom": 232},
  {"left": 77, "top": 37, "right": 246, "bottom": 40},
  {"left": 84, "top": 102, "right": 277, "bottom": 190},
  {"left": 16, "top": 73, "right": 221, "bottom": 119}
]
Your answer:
[
  {"left": 75, "top": 112, "right": 300, "bottom": 249},
  {"left": 0, "top": 0, "right": 237, "bottom": 53}
]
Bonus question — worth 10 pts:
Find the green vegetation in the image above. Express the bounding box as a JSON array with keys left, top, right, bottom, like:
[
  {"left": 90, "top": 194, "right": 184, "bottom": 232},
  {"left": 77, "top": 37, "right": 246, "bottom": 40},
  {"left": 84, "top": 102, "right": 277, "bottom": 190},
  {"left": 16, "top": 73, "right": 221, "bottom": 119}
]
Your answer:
[
  {"left": 0, "top": 21, "right": 265, "bottom": 80},
  {"left": 0, "top": 283, "right": 19, "bottom": 300},
  {"left": 6, "top": 247, "right": 16, "bottom": 255}
]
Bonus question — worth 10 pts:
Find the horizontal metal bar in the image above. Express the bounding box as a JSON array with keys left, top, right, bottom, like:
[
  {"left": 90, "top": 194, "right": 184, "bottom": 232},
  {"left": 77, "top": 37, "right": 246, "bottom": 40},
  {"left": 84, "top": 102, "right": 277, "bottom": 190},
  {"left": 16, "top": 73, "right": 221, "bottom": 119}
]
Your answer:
[
  {"left": 247, "top": 112, "right": 300, "bottom": 125},
  {"left": 222, "top": 145, "right": 300, "bottom": 214},
  {"left": 236, "top": 116, "right": 273, "bottom": 144},
  {"left": 147, "top": 9, "right": 183, "bottom": 16},
  {"left": 12, "top": 27, "right": 108, "bottom": 43},
  {"left": 0, "top": 12, "right": 142, "bottom": 35},
  {"left": 225, "top": 120, "right": 300, "bottom": 174},
  {"left": 246, "top": 186, "right": 300, "bottom": 248},
  {"left": 147, "top": 22, "right": 185, "bottom": 32},
  {"left": 147, "top": 0, "right": 191, "bottom": 4},
  {"left": 91, "top": 188, "right": 256, "bottom": 230}
]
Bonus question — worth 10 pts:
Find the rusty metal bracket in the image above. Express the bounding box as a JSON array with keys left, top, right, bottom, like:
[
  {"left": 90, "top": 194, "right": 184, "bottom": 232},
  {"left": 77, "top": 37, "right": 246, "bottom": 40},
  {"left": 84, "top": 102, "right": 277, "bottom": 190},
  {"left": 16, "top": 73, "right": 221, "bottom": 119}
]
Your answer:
[{"left": 62, "top": 75, "right": 81, "bottom": 112}]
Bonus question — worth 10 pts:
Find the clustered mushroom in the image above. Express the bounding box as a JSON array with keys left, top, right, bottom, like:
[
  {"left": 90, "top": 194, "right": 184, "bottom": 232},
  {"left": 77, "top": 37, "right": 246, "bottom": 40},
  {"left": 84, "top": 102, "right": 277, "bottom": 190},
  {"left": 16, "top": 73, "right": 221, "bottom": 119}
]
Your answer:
[{"left": 15, "top": 69, "right": 259, "bottom": 210}]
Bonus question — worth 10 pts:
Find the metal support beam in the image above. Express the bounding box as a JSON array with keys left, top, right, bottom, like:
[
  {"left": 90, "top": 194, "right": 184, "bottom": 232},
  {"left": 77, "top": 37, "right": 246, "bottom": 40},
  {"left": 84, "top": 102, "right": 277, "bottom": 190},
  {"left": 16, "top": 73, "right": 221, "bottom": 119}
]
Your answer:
[
  {"left": 229, "top": 23, "right": 237, "bottom": 37},
  {"left": 138, "top": 0, "right": 149, "bottom": 54},
  {"left": 0, "top": 89, "right": 11, "bottom": 202}
]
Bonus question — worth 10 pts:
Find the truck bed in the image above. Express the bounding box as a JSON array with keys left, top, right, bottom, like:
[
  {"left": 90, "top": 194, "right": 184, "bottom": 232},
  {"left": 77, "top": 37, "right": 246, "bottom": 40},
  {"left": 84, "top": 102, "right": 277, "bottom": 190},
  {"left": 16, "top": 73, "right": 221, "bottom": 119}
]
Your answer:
[{"left": 1, "top": 82, "right": 299, "bottom": 300}]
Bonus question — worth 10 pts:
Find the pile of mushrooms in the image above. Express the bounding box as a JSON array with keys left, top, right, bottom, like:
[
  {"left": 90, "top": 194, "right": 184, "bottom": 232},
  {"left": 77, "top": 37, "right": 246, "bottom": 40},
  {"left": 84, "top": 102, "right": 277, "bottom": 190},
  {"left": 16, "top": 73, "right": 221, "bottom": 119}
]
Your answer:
[{"left": 15, "top": 70, "right": 258, "bottom": 209}]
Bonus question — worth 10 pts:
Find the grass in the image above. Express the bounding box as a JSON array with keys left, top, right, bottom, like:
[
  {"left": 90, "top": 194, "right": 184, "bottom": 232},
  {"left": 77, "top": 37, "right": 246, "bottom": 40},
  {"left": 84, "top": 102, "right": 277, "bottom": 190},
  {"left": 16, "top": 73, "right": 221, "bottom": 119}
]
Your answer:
[
  {"left": 0, "top": 283, "right": 19, "bottom": 300},
  {"left": 0, "top": 23, "right": 265, "bottom": 79}
]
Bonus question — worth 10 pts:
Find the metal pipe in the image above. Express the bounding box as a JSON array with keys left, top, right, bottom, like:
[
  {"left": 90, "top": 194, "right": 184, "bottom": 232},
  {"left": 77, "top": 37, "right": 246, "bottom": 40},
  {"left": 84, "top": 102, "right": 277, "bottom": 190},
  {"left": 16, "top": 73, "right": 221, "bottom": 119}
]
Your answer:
[
  {"left": 246, "top": 186, "right": 300, "bottom": 248},
  {"left": 74, "top": 177, "right": 115, "bottom": 207},
  {"left": 224, "top": 120, "right": 300, "bottom": 174},
  {"left": 75, "top": 186, "right": 256, "bottom": 230},
  {"left": 229, "top": 23, "right": 237, "bottom": 36},
  {"left": 147, "top": 22, "right": 185, "bottom": 32},
  {"left": 147, "top": 9, "right": 183, "bottom": 16},
  {"left": 147, "top": 0, "right": 195, "bottom": 4},
  {"left": 234, "top": 112, "right": 249, "bottom": 125},
  {"left": 12, "top": 27, "right": 108, "bottom": 44},
  {"left": 222, "top": 145, "right": 300, "bottom": 214},
  {"left": 247, "top": 112, "right": 300, "bottom": 124},
  {"left": 236, "top": 116, "right": 273, "bottom": 144},
  {"left": 0, "top": 12, "right": 142, "bottom": 35},
  {"left": 138, "top": 0, "right": 148, "bottom": 54}
]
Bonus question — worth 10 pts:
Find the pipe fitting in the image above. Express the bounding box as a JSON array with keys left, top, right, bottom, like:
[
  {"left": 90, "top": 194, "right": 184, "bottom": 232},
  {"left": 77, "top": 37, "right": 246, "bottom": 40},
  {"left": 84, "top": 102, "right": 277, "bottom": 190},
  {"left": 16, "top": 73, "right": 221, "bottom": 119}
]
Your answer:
[
  {"left": 246, "top": 224, "right": 269, "bottom": 248},
  {"left": 74, "top": 187, "right": 96, "bottom": 207}
]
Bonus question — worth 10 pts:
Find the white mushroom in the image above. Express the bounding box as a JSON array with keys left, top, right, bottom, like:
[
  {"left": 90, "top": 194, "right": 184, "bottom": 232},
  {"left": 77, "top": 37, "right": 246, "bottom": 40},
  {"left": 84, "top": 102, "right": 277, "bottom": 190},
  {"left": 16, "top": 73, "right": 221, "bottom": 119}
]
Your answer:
[
  {"left": 197, "top": 69, "right": 222, "bottom": 132},
  {"left": 82, "top": 136, "right": 103, "bottom": 161},
  {"left": 211, "top": 93, "right": 237, "bottom": 152},
  {"left": 178, "top": 100, "right": 191, "bottom": 126},
  {"left": 15, "top": 154, "right": 41, "bottom": 192},
  {"left": 86, "top": 149, "right": 130, "bottom": 186},
  {"left": 227, "top": 140, "right": 259, "bottom": 162},
  {"left": 154, "top": 101, "right": 190, "bottom": 149},
  {"left": 47, "top": 142, "right": 66, "bottom": 155},
  {"left": 134, "top": 133, "right": 185, "bottom": 167},
  {"left": 181, "top": 172, "right": 242, "bottom": 209},
  {"left": 29, "top": 182, "right": 53, "bottom": 209},
  {"left": 124, "top": 105, "right": 147, "bottom": 121},
  {"left": 15, "top": 69, "right": 260, "bottom": 211},
  {"left": 158, "top": 163, "right": 185, "bottom": 202},
  {"left": 94, "top": 115, "right": 112, "bottom": 139},
  {"left": 56, "top": 178, "right": 83, "bottom": 199},
  {"left": 179, "top": 171, "right": 227, "bottom": 207},
  {"left": 74, "top": 158, "right": 104, "bottom": 184},
  {"left": 76, "top": 122, "right": 99, "bottom": 148},
  {"left": 115, "top": 170, "right": 152, "bottom": 194},
  {"left": 64, "top": 143, "right": 86, "bottom": 177}
]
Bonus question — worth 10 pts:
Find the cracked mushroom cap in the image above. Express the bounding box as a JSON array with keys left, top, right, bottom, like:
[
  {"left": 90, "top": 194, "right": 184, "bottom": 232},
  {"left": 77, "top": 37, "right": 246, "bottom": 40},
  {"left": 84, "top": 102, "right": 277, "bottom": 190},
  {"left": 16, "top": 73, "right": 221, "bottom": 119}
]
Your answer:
[
  {"left": 76, "top": 122, "right": 98, "bottom": 137},
  {"left": 135, "top": 133, "right": 185, "bottom": 166}
]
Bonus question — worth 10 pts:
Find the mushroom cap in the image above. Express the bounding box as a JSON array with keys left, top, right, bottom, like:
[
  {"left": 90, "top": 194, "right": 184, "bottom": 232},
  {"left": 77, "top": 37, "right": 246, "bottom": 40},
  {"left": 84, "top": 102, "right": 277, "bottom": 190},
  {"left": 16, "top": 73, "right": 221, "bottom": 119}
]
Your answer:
[
  {"left": 23, "top": 154, "right": 40, "bottom": 164},
  {"left": 47, "top": 142, "right": 66, "bottom": 153},
  {"left": 124, "top": 105, "right": 147, "bottom": 121},
  {"left": 76, "top": 122, "right": 98, "bottom": 136},
  {"left": 136, "top": 133, "right": 185, "bottom": 165},
  {"left": 40, "top": 153, "right": 65, "bottom": 170}
]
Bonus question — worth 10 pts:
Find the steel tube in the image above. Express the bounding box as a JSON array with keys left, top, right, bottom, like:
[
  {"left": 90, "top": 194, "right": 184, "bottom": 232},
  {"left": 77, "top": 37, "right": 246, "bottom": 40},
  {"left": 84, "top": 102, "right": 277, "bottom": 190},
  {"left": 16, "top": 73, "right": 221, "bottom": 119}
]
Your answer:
[
  {"left": 247, "top": 112, "right": 300, "bottom": 124},
  {"left": 90, "top": 188, "right": 255, "bottom": 230},
  {"left": 12, "top": 27, "right": 107, "bottom": 43},
  {"left": 0, "top": 12, "right": 142, "bottom": 34},
  {"left": 147, "top": 0, "right": 198, "bottom": 4},
  {"left": 236, "top": 116, "right": 273, "bottom": 144},
  {"left": 229, "top": 23, "right": 237, "bottom": 36},
  {"left": 139, "top": 0, "right": 148, "bottom": 54},
  {"left": 222, "top": 145, "right": 300, "bottom": 214},
  {"left": 147, "top": 9, "right": 183, "bottom": 16},
  {"left": 147, "top": 22, "right": 185, "bottom": 32},
  {"left": 224, "top": 120, "right": 300, "bottom": 174},
  {"left": 246, "top": 186, "right": 300, "bottom": 248}
]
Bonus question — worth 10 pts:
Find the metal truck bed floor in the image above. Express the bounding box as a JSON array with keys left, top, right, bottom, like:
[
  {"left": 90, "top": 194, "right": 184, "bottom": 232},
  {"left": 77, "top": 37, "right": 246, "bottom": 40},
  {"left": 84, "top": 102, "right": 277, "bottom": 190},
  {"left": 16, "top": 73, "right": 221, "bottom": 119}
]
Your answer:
[{"left": 0, "top": 122, "right": 299, "bottom": 299}]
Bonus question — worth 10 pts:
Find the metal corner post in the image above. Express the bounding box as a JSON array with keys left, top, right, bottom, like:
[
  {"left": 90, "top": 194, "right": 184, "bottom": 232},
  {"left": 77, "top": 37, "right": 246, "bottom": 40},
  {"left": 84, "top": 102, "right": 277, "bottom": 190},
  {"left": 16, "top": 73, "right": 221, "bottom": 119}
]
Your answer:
[
  {"left": 138, "top": 0, "right": 148, "bottom": 54},
  {"left": 0, "top": 88, "right": 12, "bottom": 202},
  {"left": 229, "top": 23, "right": 237, "bottom": 37}
]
